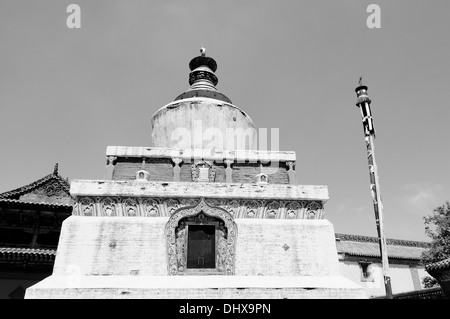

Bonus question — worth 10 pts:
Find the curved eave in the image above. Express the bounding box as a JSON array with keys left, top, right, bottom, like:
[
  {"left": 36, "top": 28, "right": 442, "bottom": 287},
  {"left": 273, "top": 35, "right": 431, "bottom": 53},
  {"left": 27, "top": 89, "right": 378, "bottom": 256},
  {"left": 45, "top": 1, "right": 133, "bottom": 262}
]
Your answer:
[
  {"left": 0, "top": 173, "right": 71, "bottom": 200},
  {"left": 0, "top": 247, "right": 56, "bottom": 263},
  {"left": 0, "top": 198, "right": 73, "bottom": 211},
  {"left": 340, "top": 251, "right": 422, "bottom": 261},
  {"left": 425, "top": 258, "right": 450, "bottom": 271},
  {"left": 335, "top": 233, "right": 430, "bottom": 248}
]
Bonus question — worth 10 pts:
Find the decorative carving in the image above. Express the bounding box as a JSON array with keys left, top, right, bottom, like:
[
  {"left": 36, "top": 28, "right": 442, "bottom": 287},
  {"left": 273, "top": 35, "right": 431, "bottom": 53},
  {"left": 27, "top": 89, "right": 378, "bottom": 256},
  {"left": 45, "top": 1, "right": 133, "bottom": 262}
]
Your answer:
[
  {"left": 255, "top": 173, "right": 269, "bottom": 184},
  {"left": 191, "top": 161, "right": 215, "bottom": 182},
  {"left": 105, "top": 156, "right": 117, "bottom": 180},
  {"left": 165, "top": 199, "right": 179, "bottom": 216},
  {"left": 266, "top": 201, "right": 280, "bottom": 219},
  {"left": 142, "top": 199, "right": 159, "bottom": 217},
  {"left": 224, "top": 159, "right": 234, "bottom": 166},
  {"left": 135, "top": 170, "right": 150, "bottom": 181},
  {"left": 205, "top": 198, "right": 226, "bottom": 207},
  {"left": 123, "top": 198, "right": 138, "bottom": 216},
  {"left": 22, "top": 182, "right": 67, "bottom": 201},
  {"left": 179, "top": 198, "right": 199, "bottom": 207},
  {"left": 216, "top": 223, "right": 228, "bottom": 273},
  {"left": 306, "top": 201, "right": 322, "bottom": 219},
  {"left": 286, "top": 161, "right": 296, "bottom": 185},
  {"left": 106, "top": 156, "right": 117, "bottom": 165},
  {"left": 172, "top": 157, "right": 182, "bottom": 182},
  {"left": 224, "top": 159, "right": 234, "bottom": 183},
  {"left": 244, "top": 200, "right": 261, "bottom": 218},
  {"left": 74, "top": 197, "right": 326, "bottom": 220},
  {"left": 225, "top": 199, "right": 240, "bottom": 218},
  {"left": 286, "top": 201, "right": 302, "bottom": 219},
  {"left": 189, "top": 70, "right": 218, "bottom": 86},
  {"left": 286, "top": 161, "right": 295, "bottom": 170},
  {"left": 80, "top": 197, "right": 95, "bottom": 216},
  {"left": 165, "top": 198, "right": 237, "bottom": 276},
  {"left": 175, "top": 222, "right": 187, "bottom": 272},
  {"left": 100, "top": 198, "right": 116, "bottom": 217}
]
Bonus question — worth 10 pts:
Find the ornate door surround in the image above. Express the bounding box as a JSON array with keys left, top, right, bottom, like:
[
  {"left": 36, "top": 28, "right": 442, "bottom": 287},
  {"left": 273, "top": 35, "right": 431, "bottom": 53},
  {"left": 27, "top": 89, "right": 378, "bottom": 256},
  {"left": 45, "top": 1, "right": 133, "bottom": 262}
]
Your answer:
[{"left": 165, "top": 198, "right": 237, "bottom": 275}]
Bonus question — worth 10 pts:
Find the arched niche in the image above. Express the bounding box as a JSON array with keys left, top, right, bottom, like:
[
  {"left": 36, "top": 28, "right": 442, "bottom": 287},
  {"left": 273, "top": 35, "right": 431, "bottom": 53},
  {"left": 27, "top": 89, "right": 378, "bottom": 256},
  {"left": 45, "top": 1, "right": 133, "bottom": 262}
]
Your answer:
[{"left": 165, "top": 198, "right": 237, "bottom": 276}]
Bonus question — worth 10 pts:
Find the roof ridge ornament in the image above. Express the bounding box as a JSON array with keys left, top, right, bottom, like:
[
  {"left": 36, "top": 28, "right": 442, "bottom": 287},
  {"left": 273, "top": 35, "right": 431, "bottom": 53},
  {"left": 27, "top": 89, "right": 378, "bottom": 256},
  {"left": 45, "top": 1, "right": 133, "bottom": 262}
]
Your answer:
[{"left": 53, "top": 163, "right": 59, "bottom": 175}]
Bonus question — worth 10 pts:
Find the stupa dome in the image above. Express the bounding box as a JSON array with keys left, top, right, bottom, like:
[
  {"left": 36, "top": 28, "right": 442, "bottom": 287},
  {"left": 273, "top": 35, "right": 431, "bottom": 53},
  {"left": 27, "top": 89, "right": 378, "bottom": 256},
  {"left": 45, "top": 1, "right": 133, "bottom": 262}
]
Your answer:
[{"left": 151, "top": 48, "right": 257, "bottom": 151}]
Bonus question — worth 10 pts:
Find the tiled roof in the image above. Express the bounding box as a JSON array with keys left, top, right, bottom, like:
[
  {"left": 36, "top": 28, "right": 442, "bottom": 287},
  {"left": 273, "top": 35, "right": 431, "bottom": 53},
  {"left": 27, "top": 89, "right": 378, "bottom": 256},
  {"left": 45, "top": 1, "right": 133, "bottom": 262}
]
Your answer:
[
  {"left": 335, "top": 233, "right": 430, "bottom": 248},
  {"left": 0, "top": 165, "right": 71, "bottom": 200},
  {"left": 0, "top": 247, "right": 56, "bottom": 256},
  {"left": 425, "top": 258, "right": 450, "bottom": 271},
  {"left": 0, "top": 198, "right": 73, "bottom": 210},
  {"left": 0, "top": 247, "right": 56, "bottom": 263},
  {"left": 335, "top": 233, "right": 429, "bottom": 260}
]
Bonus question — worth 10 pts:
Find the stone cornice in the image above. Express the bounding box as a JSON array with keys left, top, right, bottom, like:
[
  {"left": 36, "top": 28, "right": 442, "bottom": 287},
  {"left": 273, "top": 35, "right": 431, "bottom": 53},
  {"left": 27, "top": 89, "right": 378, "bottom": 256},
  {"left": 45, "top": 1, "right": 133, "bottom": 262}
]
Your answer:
[
  {"left": 72, "top": 197, "right": 325, "bottom": 220},
  {"left": 70, "top": 180, "right": 328, "bottom": 202},
  {"left": 106, "top": 146, "right": 296, "bottom": 163}
]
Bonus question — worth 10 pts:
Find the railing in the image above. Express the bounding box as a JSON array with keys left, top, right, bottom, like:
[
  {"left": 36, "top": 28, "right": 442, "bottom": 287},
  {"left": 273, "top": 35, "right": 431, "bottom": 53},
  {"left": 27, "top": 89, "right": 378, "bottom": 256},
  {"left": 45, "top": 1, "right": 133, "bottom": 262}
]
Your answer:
[{"left": 371, "top": 287, "right": 443, "bottom": 299}]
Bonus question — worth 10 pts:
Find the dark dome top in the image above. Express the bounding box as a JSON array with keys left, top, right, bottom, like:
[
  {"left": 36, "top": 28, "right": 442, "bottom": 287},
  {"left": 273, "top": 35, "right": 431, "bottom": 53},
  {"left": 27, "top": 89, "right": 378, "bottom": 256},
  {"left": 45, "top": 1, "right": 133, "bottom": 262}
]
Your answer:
[
  {"left": 189, "top": 56, "right": 217, "bottom": 72},
  {"left": 175, "top": 49, "right": 231, "bottom": 103}
]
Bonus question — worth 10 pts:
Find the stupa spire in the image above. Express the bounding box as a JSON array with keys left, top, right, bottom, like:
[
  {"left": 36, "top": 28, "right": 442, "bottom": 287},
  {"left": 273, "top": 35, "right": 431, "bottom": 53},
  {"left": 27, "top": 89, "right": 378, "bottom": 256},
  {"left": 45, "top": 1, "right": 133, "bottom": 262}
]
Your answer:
[{"left": 174, "top": 48, "right": 232, "bottom": 103}]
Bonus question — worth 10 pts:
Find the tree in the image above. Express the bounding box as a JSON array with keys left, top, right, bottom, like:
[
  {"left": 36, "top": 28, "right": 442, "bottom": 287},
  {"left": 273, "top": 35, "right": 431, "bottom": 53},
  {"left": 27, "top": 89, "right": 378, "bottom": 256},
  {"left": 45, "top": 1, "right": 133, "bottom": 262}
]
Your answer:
[
  {"left": 421, "top": 201, "right": 450, "bottom": 264},
  {"left": 422, "top": 276, "right": 439, "bottom": 288},
  {"left": 421, "top": 201, "right": 450, "bottom": 288}
]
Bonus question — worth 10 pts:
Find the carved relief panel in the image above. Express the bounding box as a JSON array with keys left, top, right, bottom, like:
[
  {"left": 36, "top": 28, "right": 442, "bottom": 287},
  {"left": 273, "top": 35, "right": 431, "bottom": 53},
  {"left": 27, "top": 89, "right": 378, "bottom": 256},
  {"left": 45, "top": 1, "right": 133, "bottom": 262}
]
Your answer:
[
  {"left": 166, "top": 199, "right": 237, "bottom": 276},
  {"left": 73, "top": 196, "right": 324, "bottom": 219},
  {"left": 142, "top": 199, "right": 159, "bottom": 217},
  {"left": 191, "top": 161, "right": 216, "bottom": 182},
  {"left": 100, "top": 198, "right": 117, "bottom": 217}
]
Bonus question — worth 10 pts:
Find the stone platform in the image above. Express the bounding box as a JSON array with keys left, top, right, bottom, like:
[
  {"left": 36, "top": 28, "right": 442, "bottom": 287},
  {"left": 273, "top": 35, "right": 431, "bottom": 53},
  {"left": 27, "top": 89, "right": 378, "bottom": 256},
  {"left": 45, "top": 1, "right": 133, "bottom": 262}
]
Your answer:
[
  {"left": 25, "top": 275, "right": 367, "bottom": 299},
  {"left": 25, "top": 216, "right": 367, "bottom": 298}
]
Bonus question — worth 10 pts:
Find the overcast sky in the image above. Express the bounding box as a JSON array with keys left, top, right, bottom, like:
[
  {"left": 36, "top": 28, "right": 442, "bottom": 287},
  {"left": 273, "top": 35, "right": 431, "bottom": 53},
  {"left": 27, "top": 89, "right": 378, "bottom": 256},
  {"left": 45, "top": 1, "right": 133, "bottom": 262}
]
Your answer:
[{"left": 1, "top": 0, "right": 449, "bottom": 242}]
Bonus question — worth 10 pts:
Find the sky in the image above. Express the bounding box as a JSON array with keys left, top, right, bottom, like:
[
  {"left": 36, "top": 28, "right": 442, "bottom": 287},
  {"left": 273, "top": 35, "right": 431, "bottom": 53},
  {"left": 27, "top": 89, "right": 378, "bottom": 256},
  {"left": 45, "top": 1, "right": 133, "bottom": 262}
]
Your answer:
[{"left": 0, "top": 0, "right": 449, "bottom": 242}]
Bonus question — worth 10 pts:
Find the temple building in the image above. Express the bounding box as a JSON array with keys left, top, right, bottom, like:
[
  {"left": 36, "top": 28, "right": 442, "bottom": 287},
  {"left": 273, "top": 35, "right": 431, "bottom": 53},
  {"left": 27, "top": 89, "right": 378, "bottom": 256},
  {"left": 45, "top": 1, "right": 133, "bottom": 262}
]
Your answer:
[
  {"left": 20, "top": 49, "right": 432, "bottom": 299},
  {"left": 0, "top": 164, "right": 73, "bottom": 299},
  {"left": 335, "top": 233, "right": 430, "bottom": 298}
]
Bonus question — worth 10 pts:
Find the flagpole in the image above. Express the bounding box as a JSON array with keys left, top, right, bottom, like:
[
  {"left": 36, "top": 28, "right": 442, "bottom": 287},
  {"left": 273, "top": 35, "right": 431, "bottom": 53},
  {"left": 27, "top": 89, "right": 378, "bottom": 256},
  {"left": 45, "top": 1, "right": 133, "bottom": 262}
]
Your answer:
[{"left": 355, "top": 79, "right": 393, "bottom": 299}]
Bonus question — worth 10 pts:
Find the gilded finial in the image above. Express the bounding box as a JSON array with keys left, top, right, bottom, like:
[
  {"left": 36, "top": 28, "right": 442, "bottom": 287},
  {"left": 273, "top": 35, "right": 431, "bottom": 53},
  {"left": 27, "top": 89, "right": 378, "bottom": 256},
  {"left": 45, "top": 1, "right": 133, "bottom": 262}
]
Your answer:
[
  {"left": 359, "top": 76, "right": 363, "bottom": 86},
  {"left": 200, "top": 47, "right": 206, "bottom": 57},
  {"left": 53, "top": 163, "right": 58, "bottom": 175}
]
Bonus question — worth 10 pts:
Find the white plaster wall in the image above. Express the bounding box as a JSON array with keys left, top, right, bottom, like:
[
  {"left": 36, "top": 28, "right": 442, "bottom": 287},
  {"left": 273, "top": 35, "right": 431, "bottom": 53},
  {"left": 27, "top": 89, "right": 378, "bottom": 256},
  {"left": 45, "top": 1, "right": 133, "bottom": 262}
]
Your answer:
[
  {"left": 339, "top": 262, "right": 385, "bottom": 297},
  {"left": 52, "top": 216, "right": 169, "bottom": 276},
  {"left": 339, "top": 261, "right": 427, "bottom": 297},
  {"left": 389, "top": 264, "right": 415, "bottom": 293},
  {"left": 235, "top": 219, "right": 341, "bottom": 276},
  {"left": 26, "top": 217, "right": 368, "bottom": 299},
  {"left": 52, "top": 216, "right": 342, "bottom": 278}
]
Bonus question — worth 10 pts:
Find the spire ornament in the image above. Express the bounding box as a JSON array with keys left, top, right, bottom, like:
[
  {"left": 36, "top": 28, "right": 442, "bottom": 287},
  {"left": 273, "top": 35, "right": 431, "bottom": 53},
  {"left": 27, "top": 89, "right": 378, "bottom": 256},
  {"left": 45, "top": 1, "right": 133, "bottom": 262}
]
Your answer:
[{"left": 175, "top": 48, "right": 232, "bottom": 103}]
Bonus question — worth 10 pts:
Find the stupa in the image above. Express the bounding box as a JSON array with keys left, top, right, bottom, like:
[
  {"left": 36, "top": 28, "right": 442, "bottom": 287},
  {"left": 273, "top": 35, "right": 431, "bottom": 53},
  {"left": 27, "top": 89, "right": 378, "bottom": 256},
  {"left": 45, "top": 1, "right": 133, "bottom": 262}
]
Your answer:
[{"left": 25, "top": 49, "right": 366, "bottom": 299}]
